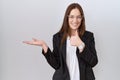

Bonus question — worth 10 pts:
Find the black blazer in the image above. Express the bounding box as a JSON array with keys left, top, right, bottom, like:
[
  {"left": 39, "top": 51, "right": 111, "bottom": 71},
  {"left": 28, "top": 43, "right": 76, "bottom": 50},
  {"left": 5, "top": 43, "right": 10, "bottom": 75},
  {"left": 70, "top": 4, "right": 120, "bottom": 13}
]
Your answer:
[{"left": 42, "top": 31, "right": 98, "bottom": 80}]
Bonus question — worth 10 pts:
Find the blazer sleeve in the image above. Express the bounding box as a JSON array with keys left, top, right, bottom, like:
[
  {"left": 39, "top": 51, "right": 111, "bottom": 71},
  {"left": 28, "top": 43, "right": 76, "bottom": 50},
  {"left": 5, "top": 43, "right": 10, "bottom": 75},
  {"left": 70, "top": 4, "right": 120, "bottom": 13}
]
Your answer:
[
  {"left": 77, "top": 32, "right": 98, "bottom": 67},
  {"left": 42, "top": 34, "right": 60, "bottom": 70}
]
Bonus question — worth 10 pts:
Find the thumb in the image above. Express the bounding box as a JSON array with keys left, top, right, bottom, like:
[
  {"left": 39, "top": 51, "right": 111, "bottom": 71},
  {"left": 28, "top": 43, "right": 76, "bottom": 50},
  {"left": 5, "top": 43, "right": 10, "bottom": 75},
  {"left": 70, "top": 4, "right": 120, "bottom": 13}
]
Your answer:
[
  {"left": 32, "top": 38, "right": 38, "bottom": 41},
  {"left": 74, "top": 30, "right": 79, "bottom": 36}
]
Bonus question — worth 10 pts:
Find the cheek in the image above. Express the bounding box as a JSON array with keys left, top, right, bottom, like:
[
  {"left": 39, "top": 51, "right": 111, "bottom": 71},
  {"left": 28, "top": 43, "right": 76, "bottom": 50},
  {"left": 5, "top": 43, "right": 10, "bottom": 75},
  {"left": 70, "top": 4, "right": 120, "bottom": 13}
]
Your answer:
[
  {"left": 78, "top": 21, "right": 81, "bottom": 25},
  {"left": 68, "top": 20, "right": 75, "bottom": 25},
  {"left": 68, "top": 20, "right": 71, "bottom": 25},
  {"left": 68, "top": 20, "right": 73, "bottom": 28}
]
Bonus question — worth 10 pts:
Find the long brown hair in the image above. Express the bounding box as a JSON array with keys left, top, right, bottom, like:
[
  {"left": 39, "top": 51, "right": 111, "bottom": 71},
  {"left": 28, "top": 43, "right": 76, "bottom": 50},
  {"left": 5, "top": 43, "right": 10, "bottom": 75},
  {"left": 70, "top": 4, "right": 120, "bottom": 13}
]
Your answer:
[{"left": 59, "top": 3, "right": 86, "bottom": 46}]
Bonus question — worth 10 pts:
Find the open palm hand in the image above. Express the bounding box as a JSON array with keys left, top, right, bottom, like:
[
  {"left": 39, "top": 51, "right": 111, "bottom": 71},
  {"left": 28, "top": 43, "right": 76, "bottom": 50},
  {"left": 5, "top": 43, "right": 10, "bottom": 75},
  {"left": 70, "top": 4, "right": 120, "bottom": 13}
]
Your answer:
[{"left": 23, "top": 38, "right": 45, "bottom": 46}]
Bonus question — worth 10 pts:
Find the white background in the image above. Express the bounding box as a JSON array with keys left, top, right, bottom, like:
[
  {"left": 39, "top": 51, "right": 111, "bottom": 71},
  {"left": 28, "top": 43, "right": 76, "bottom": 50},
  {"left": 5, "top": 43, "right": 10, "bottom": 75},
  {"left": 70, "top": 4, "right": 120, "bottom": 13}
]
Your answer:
[{"left": 1, "top": 0, "right": 120, "bottom": 80}]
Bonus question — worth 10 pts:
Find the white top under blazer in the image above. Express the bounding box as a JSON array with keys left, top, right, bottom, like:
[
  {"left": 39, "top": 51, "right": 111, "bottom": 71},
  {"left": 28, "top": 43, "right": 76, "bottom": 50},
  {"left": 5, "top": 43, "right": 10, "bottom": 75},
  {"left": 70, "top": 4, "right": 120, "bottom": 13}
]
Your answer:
[{"left": 66, "top": 37, "right": 80, "bottom": 80}]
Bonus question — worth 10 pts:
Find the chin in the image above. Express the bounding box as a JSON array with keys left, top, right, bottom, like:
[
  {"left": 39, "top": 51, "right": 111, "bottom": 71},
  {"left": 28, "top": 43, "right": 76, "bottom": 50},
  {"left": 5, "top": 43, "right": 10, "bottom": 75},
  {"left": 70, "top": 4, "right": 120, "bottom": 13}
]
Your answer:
[{"left": 71, "top": 27, "right": 79, "bottom": 30}]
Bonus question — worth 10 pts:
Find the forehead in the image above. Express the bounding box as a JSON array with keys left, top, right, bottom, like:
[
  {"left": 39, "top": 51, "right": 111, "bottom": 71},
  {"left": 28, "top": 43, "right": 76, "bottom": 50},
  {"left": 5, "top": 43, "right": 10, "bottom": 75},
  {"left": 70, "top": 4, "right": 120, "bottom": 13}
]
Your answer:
[{"left": 69, "top": 8, "right": 81, "bottom": 15}]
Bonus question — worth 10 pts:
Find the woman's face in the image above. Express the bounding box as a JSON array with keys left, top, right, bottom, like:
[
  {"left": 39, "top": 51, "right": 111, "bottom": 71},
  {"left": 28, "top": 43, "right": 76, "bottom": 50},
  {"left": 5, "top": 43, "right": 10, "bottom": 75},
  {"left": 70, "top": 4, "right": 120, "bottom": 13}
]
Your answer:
[{"left": 68, "top": 8, "right": 82, "bottom": 32}]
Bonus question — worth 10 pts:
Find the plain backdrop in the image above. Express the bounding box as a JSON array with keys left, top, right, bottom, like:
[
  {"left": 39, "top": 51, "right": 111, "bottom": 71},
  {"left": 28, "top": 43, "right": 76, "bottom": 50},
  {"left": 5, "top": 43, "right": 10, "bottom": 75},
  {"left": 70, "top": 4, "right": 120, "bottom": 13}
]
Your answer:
[{"left": 1, "top": 0, "right": 120, "bottom": 80}]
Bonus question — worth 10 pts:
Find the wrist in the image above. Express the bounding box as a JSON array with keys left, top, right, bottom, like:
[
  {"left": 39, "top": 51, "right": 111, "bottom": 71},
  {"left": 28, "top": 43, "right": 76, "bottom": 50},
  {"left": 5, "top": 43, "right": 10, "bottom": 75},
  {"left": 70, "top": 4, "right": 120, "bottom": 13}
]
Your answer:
[
  {"left": 78, "top": 42, "right": 85, "bottom": 52},
  {"left": 42, "top": 43, "right": 48, "bottom": 53}
]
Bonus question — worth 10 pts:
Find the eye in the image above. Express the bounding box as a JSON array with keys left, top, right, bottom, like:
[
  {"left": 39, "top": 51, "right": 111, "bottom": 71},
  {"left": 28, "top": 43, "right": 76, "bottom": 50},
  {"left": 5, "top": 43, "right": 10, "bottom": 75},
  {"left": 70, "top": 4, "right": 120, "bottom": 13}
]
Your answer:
[
  {"left": 68, "top": 15, "right": 82, "bottom": 20},
  {"left": 68, "top": 15, "right": 74, "bottom": 19},
  {"left": 76, "top": 16, "right": 82, "bottom": 19}
]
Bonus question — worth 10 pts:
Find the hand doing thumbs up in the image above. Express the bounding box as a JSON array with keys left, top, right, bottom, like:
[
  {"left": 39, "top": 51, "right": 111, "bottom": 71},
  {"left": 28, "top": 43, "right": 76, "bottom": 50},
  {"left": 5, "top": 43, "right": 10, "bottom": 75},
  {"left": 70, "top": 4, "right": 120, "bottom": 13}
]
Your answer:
[{"left": 70, "top": 30, "right": 83, "bottom": 47}]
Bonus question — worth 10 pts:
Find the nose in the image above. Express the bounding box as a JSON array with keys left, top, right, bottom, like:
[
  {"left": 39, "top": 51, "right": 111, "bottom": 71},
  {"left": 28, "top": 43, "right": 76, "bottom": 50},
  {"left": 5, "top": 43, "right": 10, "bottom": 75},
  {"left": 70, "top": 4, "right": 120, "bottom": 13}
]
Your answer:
[{"left": 73, "top": 17, "right": 79, "bottom": 23}]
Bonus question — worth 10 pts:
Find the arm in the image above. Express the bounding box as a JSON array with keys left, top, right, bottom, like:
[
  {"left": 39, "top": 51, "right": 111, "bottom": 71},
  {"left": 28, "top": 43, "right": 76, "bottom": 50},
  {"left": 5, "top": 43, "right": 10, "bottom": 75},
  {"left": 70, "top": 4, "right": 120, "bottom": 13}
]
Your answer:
[
  {"left": 23, "top": 37, "right": 60, "bottom": 69},
  {"left": 42, "top": 34, "right": 60, "bottom": 70},
  {"left": 77, "top": 33, "right": 98, "bottom": 67}
]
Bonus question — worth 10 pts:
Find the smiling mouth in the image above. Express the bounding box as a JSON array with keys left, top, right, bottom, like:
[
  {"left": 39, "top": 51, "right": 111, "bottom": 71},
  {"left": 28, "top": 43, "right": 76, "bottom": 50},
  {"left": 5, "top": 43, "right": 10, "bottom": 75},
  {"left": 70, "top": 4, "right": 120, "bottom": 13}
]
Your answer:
[{"left": 72, "top": 24, "right": 78, "bottom": 26}]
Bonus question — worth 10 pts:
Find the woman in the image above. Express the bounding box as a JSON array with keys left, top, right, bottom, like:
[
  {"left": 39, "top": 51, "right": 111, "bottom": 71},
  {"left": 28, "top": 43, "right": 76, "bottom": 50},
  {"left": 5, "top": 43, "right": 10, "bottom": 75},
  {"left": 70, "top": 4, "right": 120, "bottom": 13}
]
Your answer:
[{"left": 23, "top": 3, "right": 98, "bottom": 80}]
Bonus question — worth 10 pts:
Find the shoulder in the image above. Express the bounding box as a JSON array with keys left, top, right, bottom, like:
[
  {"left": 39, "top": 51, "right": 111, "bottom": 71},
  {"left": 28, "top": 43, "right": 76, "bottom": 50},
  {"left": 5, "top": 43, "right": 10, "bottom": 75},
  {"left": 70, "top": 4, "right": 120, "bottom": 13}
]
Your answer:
[
  {"left": 53, "top": 32, "right": 63, "bottom": 39},
  {"left": 83, "top": 30, "right": 94, "bottom": 37},
  {"left": 84, "top": 30, "right": 93, "bottom": 35},
  {"left": 52, "top": 32, "right": 63, "bottom": 44},
  {"left": 52, "top": 32, "right": 62, "bottom": 46},
  {"left": 82, "top": 31, "right": 94, "bottom": 41}
]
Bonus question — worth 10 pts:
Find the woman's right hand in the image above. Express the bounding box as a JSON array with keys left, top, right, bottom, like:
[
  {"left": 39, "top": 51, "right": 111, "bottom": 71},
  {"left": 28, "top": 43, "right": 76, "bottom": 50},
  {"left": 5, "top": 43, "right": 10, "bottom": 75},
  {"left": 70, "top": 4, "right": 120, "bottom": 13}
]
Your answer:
[{"left": 23, "top": 38, "right": 48, "bottom": 53}]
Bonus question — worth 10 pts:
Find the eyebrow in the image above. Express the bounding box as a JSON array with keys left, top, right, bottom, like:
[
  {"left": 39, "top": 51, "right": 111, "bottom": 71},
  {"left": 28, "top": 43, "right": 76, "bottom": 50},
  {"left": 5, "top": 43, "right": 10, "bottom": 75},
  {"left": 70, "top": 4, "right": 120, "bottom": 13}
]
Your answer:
[{"left": 68, "top": 15, "right": 82, "bottom": 16}]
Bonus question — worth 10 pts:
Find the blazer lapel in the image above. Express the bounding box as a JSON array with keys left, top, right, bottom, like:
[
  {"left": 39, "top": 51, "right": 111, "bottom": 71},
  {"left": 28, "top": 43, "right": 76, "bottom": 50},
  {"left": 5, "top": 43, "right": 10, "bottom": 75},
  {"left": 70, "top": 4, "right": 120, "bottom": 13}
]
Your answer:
[{"left": 60, "top": 40, "right": 67, "bottom": 61}]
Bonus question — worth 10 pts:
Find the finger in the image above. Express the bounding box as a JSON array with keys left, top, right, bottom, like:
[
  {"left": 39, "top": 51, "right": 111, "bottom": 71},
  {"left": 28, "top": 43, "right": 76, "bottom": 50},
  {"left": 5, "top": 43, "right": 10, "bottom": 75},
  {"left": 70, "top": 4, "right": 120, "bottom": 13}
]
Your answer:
[
  {"left": 32, "top": 38, "right": 38, "bottom": 41},
  {"left": 23, "top": 41, "right": 28, "bottom": 43},
  {"left": 75, "top": 30, "right": 79, "bottom": 36},
  {"left": 23, "top": 41, "right": 32, "bottom": 44}
]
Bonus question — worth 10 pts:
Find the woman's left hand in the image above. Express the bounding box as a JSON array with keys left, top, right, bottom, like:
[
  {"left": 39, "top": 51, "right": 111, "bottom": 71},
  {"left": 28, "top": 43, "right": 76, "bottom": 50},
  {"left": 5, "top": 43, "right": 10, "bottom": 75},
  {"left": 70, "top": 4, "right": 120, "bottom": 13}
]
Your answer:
[{"left": 70, "top": 31, "right": 83, "bottom": 47}]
